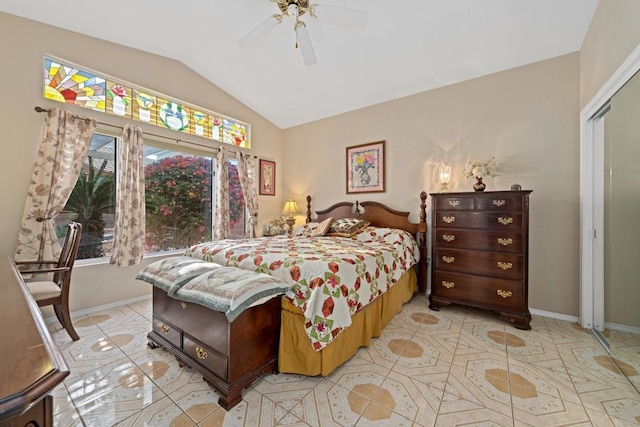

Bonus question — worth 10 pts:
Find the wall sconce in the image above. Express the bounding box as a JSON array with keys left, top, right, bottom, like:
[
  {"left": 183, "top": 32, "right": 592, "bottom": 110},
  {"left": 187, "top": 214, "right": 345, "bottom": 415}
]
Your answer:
[
  {"left": 282, "top": 199, "right": 300, "bottom": 234},
  {"left": 438, "top": 163, "right": 451, "bottom": 193}
]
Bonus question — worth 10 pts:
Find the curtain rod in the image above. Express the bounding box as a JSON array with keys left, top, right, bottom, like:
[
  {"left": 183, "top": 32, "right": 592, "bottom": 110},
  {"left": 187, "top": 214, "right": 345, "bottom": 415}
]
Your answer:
[{"left": 34, "top": 106, "right": 257, "bottom": 158}]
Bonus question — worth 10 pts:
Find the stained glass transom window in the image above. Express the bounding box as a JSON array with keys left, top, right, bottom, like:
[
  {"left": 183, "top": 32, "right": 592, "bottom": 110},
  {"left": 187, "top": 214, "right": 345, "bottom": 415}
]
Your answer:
[{"left": 43, "top": 57, "right": 251, "bottom": 148}]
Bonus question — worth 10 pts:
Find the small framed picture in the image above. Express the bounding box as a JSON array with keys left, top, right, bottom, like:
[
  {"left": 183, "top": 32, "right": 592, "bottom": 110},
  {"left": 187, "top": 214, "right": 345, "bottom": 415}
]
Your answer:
[
  {"left": 259, "top": 159, "right": 276, "bottom": 196},
  {"left": 346, "top": 140, "right": 385, "bottom": 194}
]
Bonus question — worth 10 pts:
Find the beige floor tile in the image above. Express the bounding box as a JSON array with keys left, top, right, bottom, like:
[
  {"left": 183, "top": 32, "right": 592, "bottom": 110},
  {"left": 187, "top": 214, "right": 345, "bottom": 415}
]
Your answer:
[
  {"left": 435, "top": 406, "right": 513, "bottom": 426},
  {"left": 115, "top": 396, "right": 195, "bottom": 426},
  {"left": 583, "top": 406, "right": 619, "bottom": 426},
  {"left": 74, "top": 376, "right": 168, "bottom": 425},
  {"left": 372, "top": 370, "right": 440, "bottom": 426},
  {"left": 198, "top": 388, "right": 292, "bottom": 427},
  {"left": 65, "top": 356, "right": 144, "bottom": 397},
  {"left": 290, "top": 378, "right": 370, "bottom": 426},
  {"left": 445, "top": 364, "right": 512, "bottom": 418},
  {"left": 355, "top": 401, "right": 417, "bottom": 426},
  {"left": 166, "top": 380, "right": 221, "bottom": 423}
]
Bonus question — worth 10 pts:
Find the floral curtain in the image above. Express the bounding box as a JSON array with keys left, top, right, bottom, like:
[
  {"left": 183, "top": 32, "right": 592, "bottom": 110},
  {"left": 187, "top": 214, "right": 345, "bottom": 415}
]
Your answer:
[
  {"left": 15, "top": 108, "right": 96, "bottom": 262},
  {"left": 214, "top": 146, "right": 230, "bottom": 240},
  {"left": 110, "top": 124, "right": 145, "bottom": 266},
  {"left": 236, "top": 152, "right": 258, "bottom": 238}
]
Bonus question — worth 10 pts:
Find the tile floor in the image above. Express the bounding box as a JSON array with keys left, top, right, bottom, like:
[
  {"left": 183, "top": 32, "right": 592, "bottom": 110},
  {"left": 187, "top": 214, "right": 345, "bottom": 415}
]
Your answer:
[{"left": 46, "top": 296, "right": 640, "bottom": 426}]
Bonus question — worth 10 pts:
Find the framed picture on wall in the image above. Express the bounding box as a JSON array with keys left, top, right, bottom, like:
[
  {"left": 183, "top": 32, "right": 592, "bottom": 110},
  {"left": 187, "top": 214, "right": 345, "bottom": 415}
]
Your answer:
[
  {"left": 259, "top": 159, "right": 276, "bottom": 196},
  {"left": 346, "top": 140, "right": 385, "bottom": 194}
]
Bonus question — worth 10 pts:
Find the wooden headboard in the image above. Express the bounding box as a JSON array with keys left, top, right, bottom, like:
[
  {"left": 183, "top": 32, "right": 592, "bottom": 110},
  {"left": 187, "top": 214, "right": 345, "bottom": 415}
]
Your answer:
[{"left": 305, "top": 192, "right": 428, "bottom": 293}]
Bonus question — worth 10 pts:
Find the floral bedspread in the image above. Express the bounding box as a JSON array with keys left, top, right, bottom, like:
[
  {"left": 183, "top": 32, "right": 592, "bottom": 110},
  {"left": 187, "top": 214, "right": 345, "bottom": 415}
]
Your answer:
[{"left": 186, "top": 226, "right": 420, "bottom": 351}]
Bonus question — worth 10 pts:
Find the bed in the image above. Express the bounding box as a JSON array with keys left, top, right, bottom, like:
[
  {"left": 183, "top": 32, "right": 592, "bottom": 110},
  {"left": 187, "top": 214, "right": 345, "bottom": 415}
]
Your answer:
[{"left": 139, "top": 193, "right": 427, "bottom": 408}]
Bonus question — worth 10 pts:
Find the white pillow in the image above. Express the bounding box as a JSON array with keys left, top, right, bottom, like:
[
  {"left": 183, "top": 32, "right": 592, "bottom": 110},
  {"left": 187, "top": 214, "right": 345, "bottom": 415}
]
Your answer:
[{"left": 292, "top": 217, "right": 334, "bottom": 237}]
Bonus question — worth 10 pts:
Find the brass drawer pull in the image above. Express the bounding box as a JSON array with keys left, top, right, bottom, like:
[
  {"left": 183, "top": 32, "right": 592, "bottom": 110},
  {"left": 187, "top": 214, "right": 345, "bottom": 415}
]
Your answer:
[
  {"left": 160, "top": 324, "right": 170, "bottom": 334},
  {"left": 497, "top": 262, "right": 513, "bottom": 270},
  {"left": 195, "top": 347, "right": 208, "bottom": 360},
  {"left": 498, "top": 217, "right": 514, "bottom": 225},
  {"left": 442, "top": 281, "right": 455, "bottom": 289},
  {"left": 443, "top": 216, "right": 456, "bottom": 224},
  {"left": 497, "top": 237, "right": 513, "bottom": 246},
  {"left": 442, "top": 256, "right": 455, "bottom": 264},
  {"left": 442, "top": 234, "right": 455, "bottom": 242},
  {"left": 181, "top": 302, "right": 187, "bottom": 310},
  {"left": 493, "top": 199, "right": 506, "bottom": 207},
  {"left": 448, "top": 200, "right": 460, "bottom": 207},
  {"left": 497, "top": 289, "right": 513, "bottom": 298}
]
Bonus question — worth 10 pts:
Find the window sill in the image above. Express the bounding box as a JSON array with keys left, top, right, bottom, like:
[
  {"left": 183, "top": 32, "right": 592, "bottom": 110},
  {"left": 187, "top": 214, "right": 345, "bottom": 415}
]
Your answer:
[{"left": 74, "top": 249, "right": 186, "bottom": 268}]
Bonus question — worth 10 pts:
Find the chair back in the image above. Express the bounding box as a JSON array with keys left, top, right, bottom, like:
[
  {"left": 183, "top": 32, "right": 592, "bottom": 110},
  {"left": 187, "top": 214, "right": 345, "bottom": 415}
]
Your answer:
[{"left": 55, "top": 222, "right": 82, "bottom": 284}]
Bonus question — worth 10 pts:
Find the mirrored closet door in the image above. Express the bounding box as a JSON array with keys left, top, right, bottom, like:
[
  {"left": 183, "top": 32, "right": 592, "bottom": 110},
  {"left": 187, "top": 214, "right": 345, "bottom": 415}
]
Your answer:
[
  {"left": 593, "top": 69, "right": 640, "bottom": 393},
  {"left": 582, "top": 68, "right": 640, "bottom": 392}
]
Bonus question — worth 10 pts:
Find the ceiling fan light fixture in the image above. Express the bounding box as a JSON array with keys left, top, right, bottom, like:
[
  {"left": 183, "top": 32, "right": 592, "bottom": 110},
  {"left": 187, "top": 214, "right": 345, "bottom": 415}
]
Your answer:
[
  {"left": 294, "top": 20, "right": 317, "bottom": 65},
  {"left": 239, "top": 14, "right": 283, "bottom": 46}
]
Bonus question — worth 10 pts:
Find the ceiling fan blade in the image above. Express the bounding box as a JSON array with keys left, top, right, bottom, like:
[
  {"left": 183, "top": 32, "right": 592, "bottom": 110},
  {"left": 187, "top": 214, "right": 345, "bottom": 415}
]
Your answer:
[
  {"left": 310, "top": 4, "right": 367, "bottom": 27},
  {"left": 239, "top": 14, "right": 283, "bottom": 46},
  {"left": 295, "top": 21, "right": 317, "bottom": 66}
]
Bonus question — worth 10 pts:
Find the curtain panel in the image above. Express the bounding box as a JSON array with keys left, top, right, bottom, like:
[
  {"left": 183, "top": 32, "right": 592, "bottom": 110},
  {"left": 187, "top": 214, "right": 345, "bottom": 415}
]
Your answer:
[
  {"left": 15, "top": 108, "right": 96, "bottom": 262},
  {"left": 214, "top": 147, "right": 231, "bottom": 240},
  {"left": 236, "top": 152, "right": 258, "bottom": 238},
  {"left": 110, "top": 124, "right": 145, "bottom": 266}
]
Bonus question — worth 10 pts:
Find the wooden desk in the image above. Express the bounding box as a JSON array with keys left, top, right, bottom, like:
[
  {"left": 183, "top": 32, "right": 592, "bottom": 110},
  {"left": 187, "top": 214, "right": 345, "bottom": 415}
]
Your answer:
[{"left": 0, "top": 256, "right": 69, "bottom": 427}]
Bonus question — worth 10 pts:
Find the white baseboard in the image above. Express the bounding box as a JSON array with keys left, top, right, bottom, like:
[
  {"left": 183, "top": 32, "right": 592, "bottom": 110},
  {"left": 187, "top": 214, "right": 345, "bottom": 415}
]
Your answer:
[
  {"left": 530, "top": 308, "right": 579, "bottom": 323},
  {"left": 44, "top": 294, "right": 152, "bottom": 325},
  {"left": 604, "top": 321, "right": 640, "bottom": 335}
]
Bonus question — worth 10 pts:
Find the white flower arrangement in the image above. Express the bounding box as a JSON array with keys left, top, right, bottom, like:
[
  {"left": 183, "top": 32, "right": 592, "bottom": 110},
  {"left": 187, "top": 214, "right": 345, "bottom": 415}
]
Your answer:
[{"left": 463, "top": 157, "right": 499, "bottom": 179}]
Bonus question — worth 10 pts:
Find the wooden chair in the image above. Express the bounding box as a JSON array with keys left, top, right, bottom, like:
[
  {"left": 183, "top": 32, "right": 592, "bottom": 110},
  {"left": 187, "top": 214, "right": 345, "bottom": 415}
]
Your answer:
[{"left": 15, "top": 222, "right": 82, "bottom": 341}]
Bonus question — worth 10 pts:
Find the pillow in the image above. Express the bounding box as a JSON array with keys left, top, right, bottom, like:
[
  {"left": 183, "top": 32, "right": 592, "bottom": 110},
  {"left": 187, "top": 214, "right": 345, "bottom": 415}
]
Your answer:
[
  {"left": 293, "top": 217, "right": 334, "bottom": 237},
  {"left": 263, "top": 217, "right": 288, "bottom": 236},
  {"left": 326, "top": 218, "right": 371, "bottom": 238}
]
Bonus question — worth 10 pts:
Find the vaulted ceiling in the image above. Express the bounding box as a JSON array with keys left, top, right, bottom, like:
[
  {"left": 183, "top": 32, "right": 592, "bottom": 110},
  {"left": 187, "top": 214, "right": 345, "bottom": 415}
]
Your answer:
[{"left": 0, "top": 0, "right": 598, "bottom": 129}]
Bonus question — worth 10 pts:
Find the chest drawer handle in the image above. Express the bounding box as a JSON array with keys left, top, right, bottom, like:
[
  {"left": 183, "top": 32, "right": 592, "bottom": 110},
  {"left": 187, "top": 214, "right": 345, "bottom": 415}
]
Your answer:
[
  {"left": 443, "top": 216, "right": 456, "bottom": 224},
  {"left": 181, "top": 302, "right": 187, "bottom": 310},
  {"left": 195, "top": 347, "right": 208, "bottom": 360},
  {"left": 497, "top": 289, "right": 513, "bottom": 298},
  {"left": 442, "top": 256, "right": 455, "bottom": 264},
  {"left": 442, "top": 281, "right": 455, "bottom": 289},
  {"left": 498, "top": 217, "right": 513, "bottom": 225},
  {"left": 160, "top": 324, "right": 170, "bottom": 334},
  {"left": 448, "top": 200, "right": 460, "bottom": 207},
  {"left": 497, "top": 262, "right": 513, "bottom": 270},
  {"left": 497, "top": 237, "right": 513, "bottom": 246},
  {"left": 442, "top": 234, "right": 456, "bottom": 242},
  {"left": 493, "top": 199, "right": 506, "bottom": 207}
]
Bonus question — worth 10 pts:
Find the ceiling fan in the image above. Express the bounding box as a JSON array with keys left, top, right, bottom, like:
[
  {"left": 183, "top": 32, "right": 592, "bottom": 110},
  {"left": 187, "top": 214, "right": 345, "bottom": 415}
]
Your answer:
[{"left": 239, "top": 0, "right": 367, "bottom": 66}]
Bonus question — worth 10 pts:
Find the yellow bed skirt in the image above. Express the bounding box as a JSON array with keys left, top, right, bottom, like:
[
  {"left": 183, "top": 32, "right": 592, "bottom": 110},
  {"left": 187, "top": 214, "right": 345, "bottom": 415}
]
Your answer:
[{"left": 278, "top": 268, "right": 418, "bottom": 376}]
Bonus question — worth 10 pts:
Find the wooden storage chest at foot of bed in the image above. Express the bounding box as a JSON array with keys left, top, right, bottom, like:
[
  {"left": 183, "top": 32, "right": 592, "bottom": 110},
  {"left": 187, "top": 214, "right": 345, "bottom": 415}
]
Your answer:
[{"left": 147, "top": 288, "right": 281, "bottom": 410}]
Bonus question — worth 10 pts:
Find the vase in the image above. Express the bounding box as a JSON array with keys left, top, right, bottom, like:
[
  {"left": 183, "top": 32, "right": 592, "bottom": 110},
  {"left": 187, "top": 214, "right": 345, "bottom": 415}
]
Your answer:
[{"left": 473, "top": 177, "right": 486, "bottom": 192}]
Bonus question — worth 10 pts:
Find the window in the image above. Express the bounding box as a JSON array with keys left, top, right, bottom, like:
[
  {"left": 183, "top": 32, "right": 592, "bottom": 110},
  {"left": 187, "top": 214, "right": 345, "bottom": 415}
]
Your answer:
[
  {"left": 56, "top": 133, "right": 117, "bottom": 260},
  {"left": 143, "top": 144, "right": 246, "bottom": 253},
  {"left": 43, "top": 56, "right": 250, "bottom": 148},
  {"left": 59, "top": 133, "right": 247, "bottom": 260}
]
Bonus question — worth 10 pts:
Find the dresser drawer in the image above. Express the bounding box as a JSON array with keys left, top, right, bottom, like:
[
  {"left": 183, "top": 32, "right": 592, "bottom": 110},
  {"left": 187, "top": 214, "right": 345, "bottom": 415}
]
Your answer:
[
  {"left": 152, "top": 315, "right": 182, "bottom": 348},
  {"left": 434, "top": 229, "right": 523, "bottom": 253},
  {"left": 435, "top": 211, "right": 523, "bottom": 230},
  {"left": 435, "top": 196, "right": 475, "bottom": 210},
  {"left": 153, "top": 287, "right": 190, "bottom": 328},
  {"left": 183, "top": 334, "right": 228, "bottom": 380},
  {"left": 434, "top": 249, "right": 523, "bottom": 279},
  {"left": 433, "top": 271, "right": 524, "bottom": 311},
  {"left": 475, "top": 195, "right": 524, "bottom": 211}
]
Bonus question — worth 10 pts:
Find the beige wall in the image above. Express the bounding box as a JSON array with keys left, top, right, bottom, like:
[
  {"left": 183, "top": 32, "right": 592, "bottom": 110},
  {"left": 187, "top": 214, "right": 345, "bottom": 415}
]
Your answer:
[
  {"left": 0, "top": 12, "right": 284, "bottom": 312},
  {"left": 283, "top": 54, "right": 581, "bottom": 315},
  {"left": 580, "top": 0, "right": 640, "bottom": 109}
]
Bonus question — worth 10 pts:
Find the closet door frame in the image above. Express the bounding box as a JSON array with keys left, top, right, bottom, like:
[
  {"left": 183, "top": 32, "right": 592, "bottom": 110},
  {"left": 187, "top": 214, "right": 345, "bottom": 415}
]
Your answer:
[{"left": 580, "top": 42, "right": 640, "bottom": 329}]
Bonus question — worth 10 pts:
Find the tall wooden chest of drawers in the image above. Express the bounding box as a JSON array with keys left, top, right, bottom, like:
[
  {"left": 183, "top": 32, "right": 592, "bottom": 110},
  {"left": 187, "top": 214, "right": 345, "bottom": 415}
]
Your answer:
[{"left": 429, "top": 190, "right": 532, "bottom": 329}]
